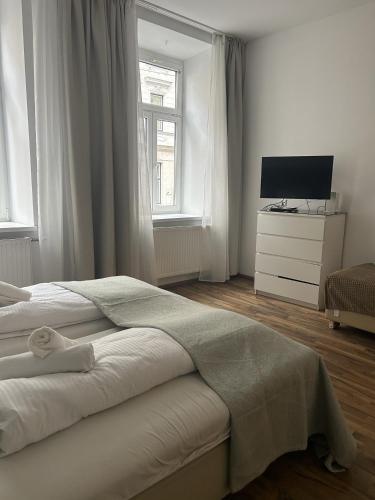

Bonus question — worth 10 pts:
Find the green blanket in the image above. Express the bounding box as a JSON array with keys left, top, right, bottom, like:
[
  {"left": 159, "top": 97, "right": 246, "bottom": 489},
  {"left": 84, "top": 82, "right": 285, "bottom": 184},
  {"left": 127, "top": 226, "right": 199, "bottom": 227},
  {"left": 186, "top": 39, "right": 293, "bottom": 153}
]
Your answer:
[{"left": 59, "top": 276, "right": 356, "bottom": 492}]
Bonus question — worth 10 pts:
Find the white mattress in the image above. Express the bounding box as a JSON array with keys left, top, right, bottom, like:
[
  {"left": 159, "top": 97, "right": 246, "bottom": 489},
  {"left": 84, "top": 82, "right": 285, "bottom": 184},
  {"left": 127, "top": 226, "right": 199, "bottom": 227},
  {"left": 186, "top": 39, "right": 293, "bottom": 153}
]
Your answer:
[{"left": 0, "top": 373, "right": 230, "bottom": 500}]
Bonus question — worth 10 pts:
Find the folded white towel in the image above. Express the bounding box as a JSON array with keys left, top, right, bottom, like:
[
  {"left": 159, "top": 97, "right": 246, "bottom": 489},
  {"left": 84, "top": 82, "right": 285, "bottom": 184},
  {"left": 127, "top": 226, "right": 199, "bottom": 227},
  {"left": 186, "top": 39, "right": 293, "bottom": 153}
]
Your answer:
[
  {"left": 0, "top": 344, "right": 95, "bottom": 380},
  {"left": 0, "top": 281, "right": 31, "bottom": 306},
  {"left": 28, "top": 326, "right": 78, "bottom": 359}
]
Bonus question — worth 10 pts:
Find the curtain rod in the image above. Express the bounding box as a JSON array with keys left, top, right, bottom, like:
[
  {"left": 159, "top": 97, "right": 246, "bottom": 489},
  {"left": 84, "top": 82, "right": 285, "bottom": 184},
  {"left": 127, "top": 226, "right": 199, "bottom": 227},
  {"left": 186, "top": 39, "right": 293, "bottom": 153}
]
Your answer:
[{"left": 135, "top": 0, "right": 228, "bottom": 38}]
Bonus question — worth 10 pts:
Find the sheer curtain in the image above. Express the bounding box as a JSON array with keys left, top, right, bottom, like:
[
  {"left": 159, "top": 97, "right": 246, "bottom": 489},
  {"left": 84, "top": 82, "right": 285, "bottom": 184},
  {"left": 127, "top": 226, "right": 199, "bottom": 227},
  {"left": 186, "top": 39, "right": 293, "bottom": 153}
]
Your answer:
[
  {"left": 0, "top": 57, "right": 8, "bottom": 222},
  {"left": 32, "top": 0, "right": 76, "bottom": 281},
  {"left": 199, "top": 34, "right": 229, "bottom": 282},
  {"left": 32, "top": 0, "right": 156, "bottom": 283},
  {"left": 199, "top": 35, "right": 246, "bottom": 282}
]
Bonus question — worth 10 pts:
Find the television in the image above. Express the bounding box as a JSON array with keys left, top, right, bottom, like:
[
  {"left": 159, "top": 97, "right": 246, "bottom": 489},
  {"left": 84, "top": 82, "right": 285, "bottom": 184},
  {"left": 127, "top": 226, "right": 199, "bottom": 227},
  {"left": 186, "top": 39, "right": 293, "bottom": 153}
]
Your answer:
[{"left": 260, "top": 156, "right": 333, "bottom": 200}]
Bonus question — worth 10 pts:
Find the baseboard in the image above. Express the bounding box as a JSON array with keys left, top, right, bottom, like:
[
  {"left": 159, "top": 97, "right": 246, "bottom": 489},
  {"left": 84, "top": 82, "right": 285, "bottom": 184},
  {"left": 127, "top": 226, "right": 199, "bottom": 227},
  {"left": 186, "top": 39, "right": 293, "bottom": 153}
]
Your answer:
[
  {"left": 158, "top": 272, "right": 199, "bottom": 287},
  {"left": 238, "top": 273, "right": 254, "bottom": 281},
  {"left": 158, "top": 273, "right": 253, "bottom": 287}
]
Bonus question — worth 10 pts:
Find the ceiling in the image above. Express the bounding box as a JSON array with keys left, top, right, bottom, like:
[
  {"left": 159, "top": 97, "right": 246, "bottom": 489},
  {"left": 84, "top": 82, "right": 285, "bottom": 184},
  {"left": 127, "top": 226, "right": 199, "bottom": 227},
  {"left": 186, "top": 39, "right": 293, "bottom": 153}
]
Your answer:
[
  {"left": 138, "top": 19, "right": 211, "bottom": 60},
  {"left": 147, "top": 0, "right": 373, "bottom": 39}
]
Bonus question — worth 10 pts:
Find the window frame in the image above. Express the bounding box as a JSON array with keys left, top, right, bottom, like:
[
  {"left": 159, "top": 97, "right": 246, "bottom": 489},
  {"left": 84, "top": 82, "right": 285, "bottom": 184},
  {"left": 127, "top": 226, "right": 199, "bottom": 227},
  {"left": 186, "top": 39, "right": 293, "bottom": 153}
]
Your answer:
[
  {"left": 155, "top": 161, "right": 162, "bottom": 205},
  {"left": 139, "top": 49, "right": 183, "bottom": 215}
]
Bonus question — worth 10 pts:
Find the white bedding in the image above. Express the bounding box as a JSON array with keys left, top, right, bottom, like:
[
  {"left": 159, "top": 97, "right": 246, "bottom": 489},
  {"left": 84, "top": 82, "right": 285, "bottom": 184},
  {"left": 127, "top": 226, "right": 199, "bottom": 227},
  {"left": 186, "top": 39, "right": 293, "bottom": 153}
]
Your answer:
[
  {"left": 0, "top": 283, "right": 103, "bottom": 338},
  {"left": 0, "top": 327, "right": 195, "bottom": 456},
  {"left": 0, "top": 373, "right": 230, "bottom": 500},
  {"left": 0, "top": 282, "right": 230, "bottom": 500},
  {"left": 0, "top": 318, "right": 116, "bottom": 358}
]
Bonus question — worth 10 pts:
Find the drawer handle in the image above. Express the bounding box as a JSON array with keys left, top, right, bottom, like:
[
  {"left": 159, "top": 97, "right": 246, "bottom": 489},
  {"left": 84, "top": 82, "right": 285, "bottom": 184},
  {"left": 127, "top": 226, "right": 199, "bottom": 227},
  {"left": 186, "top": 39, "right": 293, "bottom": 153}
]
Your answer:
[{"left": 278, "top": 275, "right": 319, "bottom": 287}]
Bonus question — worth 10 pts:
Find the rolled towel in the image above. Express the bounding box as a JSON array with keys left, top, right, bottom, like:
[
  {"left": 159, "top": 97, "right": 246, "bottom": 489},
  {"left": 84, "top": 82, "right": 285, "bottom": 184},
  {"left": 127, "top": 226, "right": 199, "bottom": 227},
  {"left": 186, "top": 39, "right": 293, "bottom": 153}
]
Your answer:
[
  {"left": 28, "top": 326, "right": 78, "bottom": 359},
  {"left": 0, "top": 344, "right": 95, "bottom": 380},
  {"left": 0, "top": 281, "right": 31, "bottom": 306},
  {"left": 0, "top": 295, "right": 20, "bottom": 307}
]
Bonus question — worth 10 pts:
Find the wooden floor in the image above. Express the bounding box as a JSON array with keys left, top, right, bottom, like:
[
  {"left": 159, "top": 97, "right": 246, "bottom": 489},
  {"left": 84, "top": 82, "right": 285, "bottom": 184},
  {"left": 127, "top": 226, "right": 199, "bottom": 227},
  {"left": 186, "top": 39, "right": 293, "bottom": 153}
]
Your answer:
[{"left": 168, "top": 277, "right": 375, "bottom": 500}]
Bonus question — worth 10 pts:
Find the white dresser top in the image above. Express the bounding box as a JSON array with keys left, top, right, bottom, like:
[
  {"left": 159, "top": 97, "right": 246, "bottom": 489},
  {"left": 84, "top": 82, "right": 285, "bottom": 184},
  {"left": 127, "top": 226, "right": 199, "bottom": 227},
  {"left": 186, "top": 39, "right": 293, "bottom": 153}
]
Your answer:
[{"left": 257, "top": 210, "right": 345, "bottom": 219}]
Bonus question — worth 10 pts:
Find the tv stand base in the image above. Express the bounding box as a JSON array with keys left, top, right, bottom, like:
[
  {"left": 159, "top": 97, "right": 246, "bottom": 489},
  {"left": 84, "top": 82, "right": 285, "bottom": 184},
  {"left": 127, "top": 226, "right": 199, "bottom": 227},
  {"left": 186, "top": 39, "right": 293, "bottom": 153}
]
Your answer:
[{"left": 269, "top": 207, "right": 298, "bottom": 213}]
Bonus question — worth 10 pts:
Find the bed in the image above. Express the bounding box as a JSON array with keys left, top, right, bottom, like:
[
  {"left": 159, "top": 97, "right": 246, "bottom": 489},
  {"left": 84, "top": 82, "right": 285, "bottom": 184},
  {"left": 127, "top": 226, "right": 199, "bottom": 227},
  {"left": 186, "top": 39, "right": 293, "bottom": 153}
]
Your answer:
[
  {"left": 0, "top": 283, "right": 230, "bottom": 500},
  {"left": 325, "top": 263, "right": 375, "bottom": 334},
  {"left": 0, "top": 278, "right": 357, "bottom": 500}
]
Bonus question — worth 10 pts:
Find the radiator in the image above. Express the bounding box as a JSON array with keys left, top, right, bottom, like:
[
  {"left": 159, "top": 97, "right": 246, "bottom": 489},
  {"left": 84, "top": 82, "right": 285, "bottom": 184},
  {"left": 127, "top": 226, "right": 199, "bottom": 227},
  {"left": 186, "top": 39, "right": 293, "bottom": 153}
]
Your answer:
[
  {"left": 154, "top": 226, "right": 201, "bottom": 279},
  {"left": 0, "top": 238, "right": 33, "bottom": 287}
]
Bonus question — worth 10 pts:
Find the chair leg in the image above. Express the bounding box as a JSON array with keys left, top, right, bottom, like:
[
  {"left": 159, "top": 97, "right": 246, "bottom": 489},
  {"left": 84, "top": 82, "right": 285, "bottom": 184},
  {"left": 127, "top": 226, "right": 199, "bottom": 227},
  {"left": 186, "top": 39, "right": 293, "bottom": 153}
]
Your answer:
[{"left": 329, "top": 320, "right": 340, "bottom": 330}]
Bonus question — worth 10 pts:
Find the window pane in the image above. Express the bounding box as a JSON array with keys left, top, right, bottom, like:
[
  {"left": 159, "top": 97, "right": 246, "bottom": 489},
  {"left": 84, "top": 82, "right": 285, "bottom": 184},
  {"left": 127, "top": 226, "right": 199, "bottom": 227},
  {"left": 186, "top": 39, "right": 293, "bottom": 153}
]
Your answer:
[
  {"left": 140, "top": 61, "right": 176, "bottom": 109},
  {"left": 150, "top": 93, "right": 163, "bottom": 106},
  {"left": 156, "top": 120, "right": 176, "bottom": 207}
]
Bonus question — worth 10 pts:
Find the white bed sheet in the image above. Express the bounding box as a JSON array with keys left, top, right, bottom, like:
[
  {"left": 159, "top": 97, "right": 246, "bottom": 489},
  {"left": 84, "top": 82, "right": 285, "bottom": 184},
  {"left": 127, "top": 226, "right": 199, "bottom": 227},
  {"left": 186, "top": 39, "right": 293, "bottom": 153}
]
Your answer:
[
  {"left": 0, "top": 373, "right": 230, "bottom": 500},
  {"left": 0, "top": 283, "right": 103, "bottom": 337}
]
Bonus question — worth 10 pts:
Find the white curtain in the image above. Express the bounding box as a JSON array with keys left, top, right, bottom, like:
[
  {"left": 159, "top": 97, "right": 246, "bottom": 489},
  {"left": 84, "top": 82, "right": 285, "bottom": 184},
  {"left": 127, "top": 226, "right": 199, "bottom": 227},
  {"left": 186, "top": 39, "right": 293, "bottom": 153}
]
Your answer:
[
  {"left": 0, "top": 52, "right": 9, "bottom": 222},
  {"left": 32, "top": 0, "right": 156, "bottom": 284},
  {"left": 199, "top": 34, "right": 229, "bottom": 282},
  {"left": 32, "top": 0, "right": 75, "bottom": 281}
]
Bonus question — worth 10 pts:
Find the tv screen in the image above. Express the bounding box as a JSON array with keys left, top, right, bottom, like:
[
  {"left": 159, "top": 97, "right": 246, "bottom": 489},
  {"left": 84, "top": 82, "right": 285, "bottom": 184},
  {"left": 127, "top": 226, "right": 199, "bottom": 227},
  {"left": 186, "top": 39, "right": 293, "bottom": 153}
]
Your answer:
[{"left": 260, "top": 156, "right": 333, "bottom": 200}]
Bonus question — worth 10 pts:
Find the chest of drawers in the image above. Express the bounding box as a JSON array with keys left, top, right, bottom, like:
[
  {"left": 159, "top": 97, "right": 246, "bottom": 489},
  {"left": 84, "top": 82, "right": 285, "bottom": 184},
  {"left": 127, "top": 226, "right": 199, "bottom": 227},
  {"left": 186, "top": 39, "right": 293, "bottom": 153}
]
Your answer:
[{"left": 254, "top": 211, "right": 346, "bottom": 309}]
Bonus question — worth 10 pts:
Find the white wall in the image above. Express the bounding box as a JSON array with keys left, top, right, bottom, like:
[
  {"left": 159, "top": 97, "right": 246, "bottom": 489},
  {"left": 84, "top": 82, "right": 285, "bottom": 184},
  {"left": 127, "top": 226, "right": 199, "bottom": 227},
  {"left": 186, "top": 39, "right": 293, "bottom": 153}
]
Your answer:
[
  {"left": 241, "top": 2, "right": 375, "bottom": 276},
  {"left": 182, "top": 48, "right": 211, "bottom": 214},
  {"left": 0, "top": 0, "right": 34, "bottom": 226}
]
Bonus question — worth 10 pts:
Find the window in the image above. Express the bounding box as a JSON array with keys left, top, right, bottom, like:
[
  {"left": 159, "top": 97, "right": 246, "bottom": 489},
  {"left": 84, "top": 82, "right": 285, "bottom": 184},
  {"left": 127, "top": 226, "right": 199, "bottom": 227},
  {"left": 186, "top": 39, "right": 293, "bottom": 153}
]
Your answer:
[{"left": 139, "top": 50, "right": 182, "bottom": 214}]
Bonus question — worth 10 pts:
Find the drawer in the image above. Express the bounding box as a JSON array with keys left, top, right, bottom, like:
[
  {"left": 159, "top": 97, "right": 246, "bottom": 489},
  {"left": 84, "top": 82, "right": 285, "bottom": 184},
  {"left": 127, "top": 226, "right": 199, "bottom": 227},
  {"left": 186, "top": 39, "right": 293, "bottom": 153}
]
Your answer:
[
  {"left": 255, "top": 253, "right": 321, "bottom": 284},
  {"left": 257, "top": 213, "right": 325, "bottom": 240},
  {"left": 256, "top": 234, "right": 323, "bottom": 263},
  {"left": 254, "top": 272, "right": 319, "bottom": 305}
]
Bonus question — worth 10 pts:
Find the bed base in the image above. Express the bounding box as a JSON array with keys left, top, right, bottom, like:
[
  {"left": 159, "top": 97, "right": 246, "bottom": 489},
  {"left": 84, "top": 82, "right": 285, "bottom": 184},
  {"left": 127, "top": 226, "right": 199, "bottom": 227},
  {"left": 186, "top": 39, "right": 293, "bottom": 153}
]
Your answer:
[
  {"left": 326, "top": 309, "right": 375, "bottom": 334},
  {"left": 132, "top": 441, "right": 229, "bottom": 500}
]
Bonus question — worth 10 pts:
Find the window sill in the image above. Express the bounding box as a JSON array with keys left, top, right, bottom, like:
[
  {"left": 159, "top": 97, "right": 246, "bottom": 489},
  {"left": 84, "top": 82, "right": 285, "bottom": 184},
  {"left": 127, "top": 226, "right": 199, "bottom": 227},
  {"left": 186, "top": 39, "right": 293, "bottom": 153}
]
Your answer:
[
  {"left": 152, "top": 214, "right": 202, "bottom": 228},
  {"left": 0, "top": 222, "right": 37, "bottom": 234}
]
